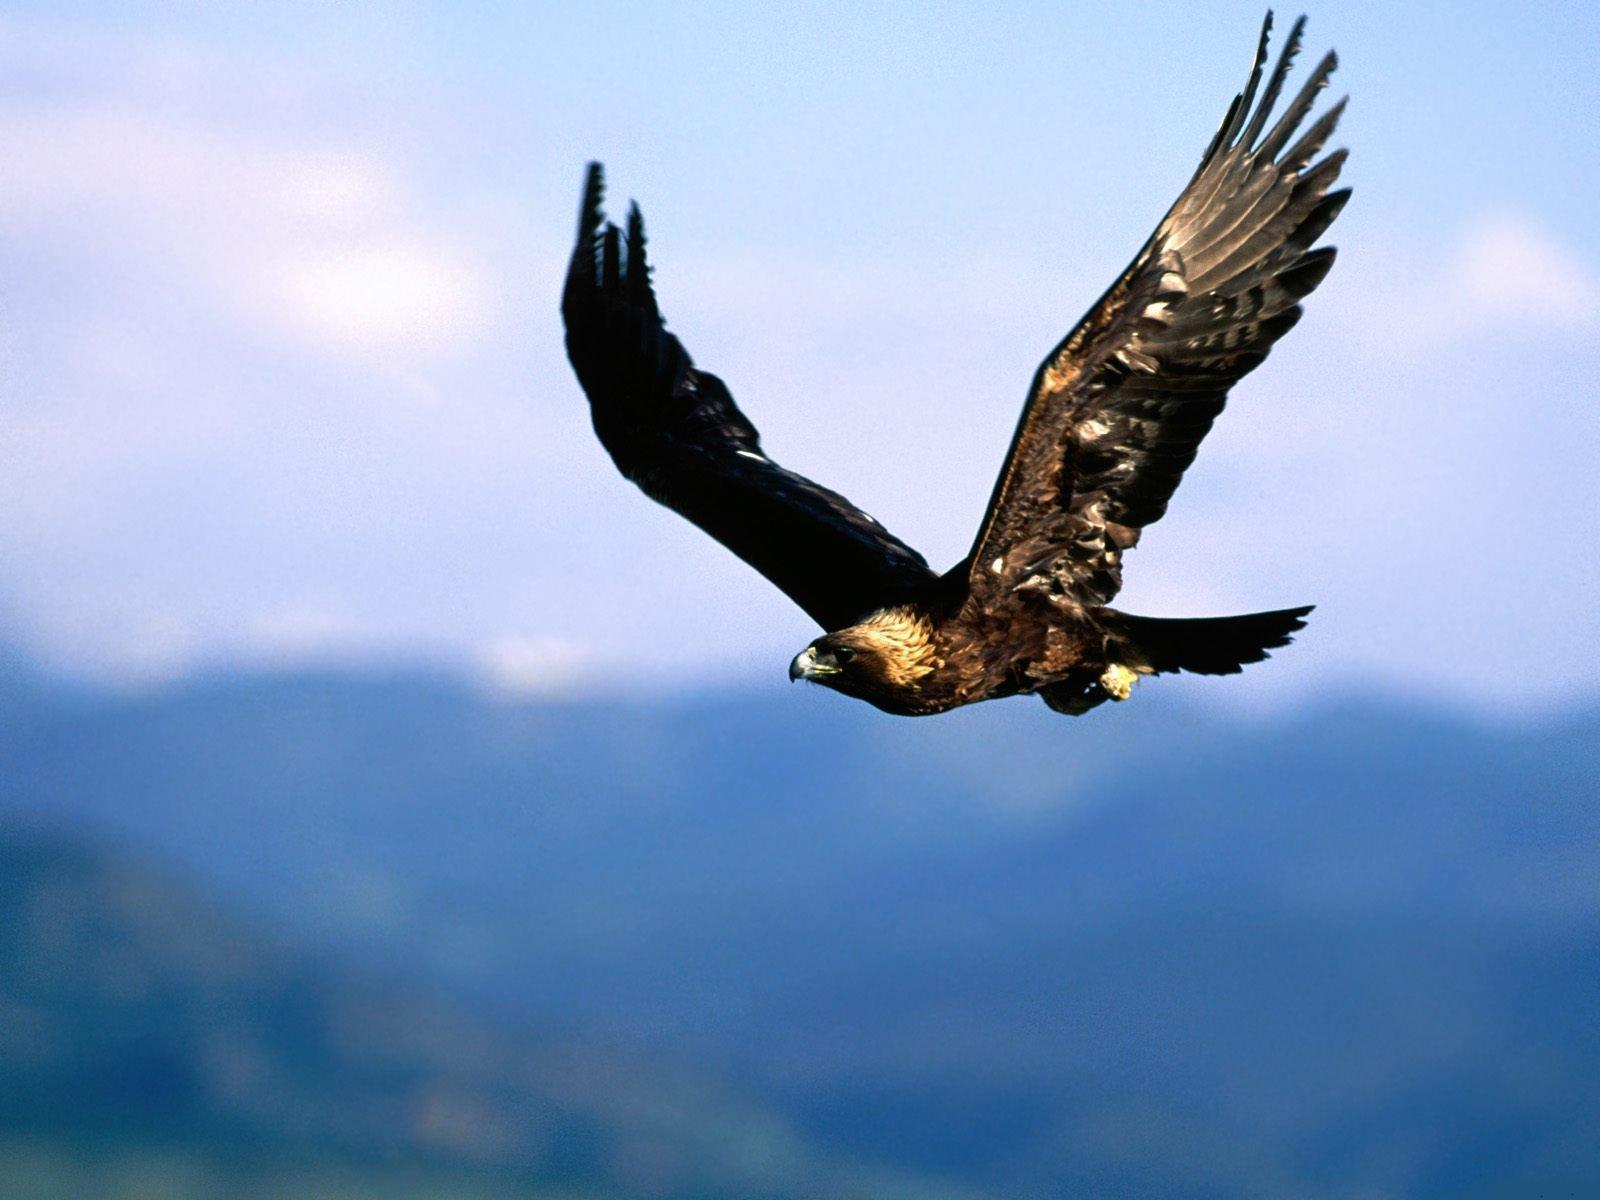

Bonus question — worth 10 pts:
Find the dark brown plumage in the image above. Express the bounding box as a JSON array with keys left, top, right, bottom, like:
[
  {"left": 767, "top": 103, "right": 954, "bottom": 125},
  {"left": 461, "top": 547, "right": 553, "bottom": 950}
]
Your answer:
[{"left": 562, "top": 12, "right": 1347, "bottom": 717}]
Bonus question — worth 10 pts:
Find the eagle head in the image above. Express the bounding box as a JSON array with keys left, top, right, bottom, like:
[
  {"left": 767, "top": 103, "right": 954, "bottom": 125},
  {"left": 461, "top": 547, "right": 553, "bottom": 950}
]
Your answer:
[
  {"left": 788, "top": 607, "right": 938, "bottom": 709},
  {"left": 788, "top": 636, "right": 858, "bottom": 684}
]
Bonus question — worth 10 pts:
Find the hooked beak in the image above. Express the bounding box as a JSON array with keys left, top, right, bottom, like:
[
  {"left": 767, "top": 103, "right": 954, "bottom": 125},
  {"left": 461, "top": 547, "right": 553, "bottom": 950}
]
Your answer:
[{"left": 789, "top": 646, "right": 818, "bottom": 682}]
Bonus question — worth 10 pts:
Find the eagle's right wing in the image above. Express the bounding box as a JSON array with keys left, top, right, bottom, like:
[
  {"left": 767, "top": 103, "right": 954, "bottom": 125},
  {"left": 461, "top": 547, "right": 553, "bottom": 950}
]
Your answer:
[
  {"left": 964, "top": 13, "right": 1348, "bottom": 612},
  {"left": 562, "top": 165, "right": 937, "bottom": 632}
]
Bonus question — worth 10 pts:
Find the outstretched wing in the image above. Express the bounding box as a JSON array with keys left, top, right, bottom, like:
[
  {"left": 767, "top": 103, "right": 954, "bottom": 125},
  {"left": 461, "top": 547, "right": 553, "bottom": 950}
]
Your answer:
[
  {"left": 966, "top": 13, "right": 1348, "bottom": 611},
  {"left": 562, "top": 164, "right": 936, "bottom": 631}
]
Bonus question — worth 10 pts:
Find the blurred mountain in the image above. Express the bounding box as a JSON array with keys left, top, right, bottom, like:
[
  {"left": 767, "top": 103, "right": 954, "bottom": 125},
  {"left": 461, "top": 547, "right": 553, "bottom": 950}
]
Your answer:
[
  {"left": 2, "top": 654, "right": 1598, "bottom": 1198},
  {"left": 0, "top": 824, "right": 978, "bottom": 1200}
]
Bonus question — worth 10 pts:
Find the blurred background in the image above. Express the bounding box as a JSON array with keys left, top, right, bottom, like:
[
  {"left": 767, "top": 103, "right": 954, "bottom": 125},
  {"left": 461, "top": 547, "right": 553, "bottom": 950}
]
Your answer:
[{"left": 2, "top": 1, "right": 1598, "bottom": 1197}]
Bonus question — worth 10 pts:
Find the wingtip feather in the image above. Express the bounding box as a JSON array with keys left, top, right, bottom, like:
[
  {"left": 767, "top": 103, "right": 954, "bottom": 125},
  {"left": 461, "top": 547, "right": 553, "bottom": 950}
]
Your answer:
[
  {"left": 1244, "top": 12, "right": 1307, "bottom": 147},
  {"left": 1256, "top": 47, "right": 1339, "bottom": 161},
  {"left": 625, "top": 200, "right": 654, "bottom": 307},
  {"left": 1225, "top": 12, "right": 1276, "bottom": 146},
  {"left": 569, "top": 161, "right": 608, "bottom": 288},
  {"left": 577, "top": 161, "right": 605, "bottom": 239},
  {"left": 601, "top": 221, "right": 621, "bottom": 291}
]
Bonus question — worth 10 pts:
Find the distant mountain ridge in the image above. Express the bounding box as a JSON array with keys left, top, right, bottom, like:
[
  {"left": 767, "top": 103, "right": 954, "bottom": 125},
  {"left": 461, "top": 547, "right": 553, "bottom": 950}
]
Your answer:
[
  {"left": 0, "top": 823, "right": 979, "bottom": 1200},
  {"left": 2, "top": 653, "right": 1598, "bottom": 1198}
]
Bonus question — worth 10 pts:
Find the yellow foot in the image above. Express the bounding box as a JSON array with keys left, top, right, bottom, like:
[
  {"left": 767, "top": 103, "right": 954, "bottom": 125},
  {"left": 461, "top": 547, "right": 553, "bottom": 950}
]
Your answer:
[{"left": 1099, "top": 663, "right": 1139, "bottom": 701}]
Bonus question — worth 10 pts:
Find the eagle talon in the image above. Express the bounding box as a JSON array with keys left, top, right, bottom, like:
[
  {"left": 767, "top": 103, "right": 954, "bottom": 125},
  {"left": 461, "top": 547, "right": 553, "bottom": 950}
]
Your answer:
[{"left": 1099, "top": 663, "right": 1139, "bottom": 701}]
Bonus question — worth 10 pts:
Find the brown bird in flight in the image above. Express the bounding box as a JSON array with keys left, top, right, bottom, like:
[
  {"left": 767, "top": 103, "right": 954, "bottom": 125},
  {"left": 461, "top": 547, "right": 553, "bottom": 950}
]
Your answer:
[{"left": 562, "top": 13, "right": 1347, "bottom": 717}]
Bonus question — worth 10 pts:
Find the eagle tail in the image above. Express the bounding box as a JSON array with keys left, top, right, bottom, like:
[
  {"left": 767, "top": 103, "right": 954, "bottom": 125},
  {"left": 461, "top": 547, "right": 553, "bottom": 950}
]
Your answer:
[{"left": 1110, "top": 605, "right": 1314, "bottom": 676}]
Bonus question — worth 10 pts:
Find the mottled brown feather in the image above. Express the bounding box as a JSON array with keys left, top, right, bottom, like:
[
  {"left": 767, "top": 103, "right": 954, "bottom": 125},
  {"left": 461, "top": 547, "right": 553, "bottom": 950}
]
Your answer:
[{"left": 965, "top": 11, "right": 1348, "bottom": 613}]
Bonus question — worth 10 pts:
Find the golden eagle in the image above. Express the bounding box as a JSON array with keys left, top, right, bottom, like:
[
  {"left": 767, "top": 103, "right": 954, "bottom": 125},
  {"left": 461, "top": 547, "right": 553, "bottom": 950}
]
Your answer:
[{"left": 563, "top": 13, "right": 1347, "bottom": 717}]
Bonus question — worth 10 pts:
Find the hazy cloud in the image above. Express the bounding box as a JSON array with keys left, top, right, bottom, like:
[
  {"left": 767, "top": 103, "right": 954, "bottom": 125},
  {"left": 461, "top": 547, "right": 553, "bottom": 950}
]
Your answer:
[
  {"left": 1346, "top": 211, "right": 1596, "bottom": 356},
  {"left": 1453, "top": 212, "right": 1596, "bottom": 328},
  {"left": 0, "top": 103, "right": 496, "bottom": 365},
  {"left": 476, "top": 634, "right": 602, "bottom": 698}
]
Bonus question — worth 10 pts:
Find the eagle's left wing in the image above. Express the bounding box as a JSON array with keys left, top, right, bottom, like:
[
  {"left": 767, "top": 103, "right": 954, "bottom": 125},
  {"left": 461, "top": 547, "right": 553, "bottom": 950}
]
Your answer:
[
  {"left": 563, "top": 164, "right": 938, "bottom": 632},
  {"left": 964, "top": 13, "right": 1348, "bottom": 611}
]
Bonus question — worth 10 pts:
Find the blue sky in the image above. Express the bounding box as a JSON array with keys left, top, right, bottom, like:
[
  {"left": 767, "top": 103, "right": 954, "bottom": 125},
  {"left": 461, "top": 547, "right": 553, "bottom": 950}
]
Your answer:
[{"left": 1, "top": 1, "right": 1596, "bottom": 710}]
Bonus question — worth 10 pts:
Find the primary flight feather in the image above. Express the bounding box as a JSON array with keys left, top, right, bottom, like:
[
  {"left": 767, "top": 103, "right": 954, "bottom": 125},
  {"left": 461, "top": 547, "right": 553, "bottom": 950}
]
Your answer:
[{"left": 562, "top": 12, "right": 1348, "bottom": 717}]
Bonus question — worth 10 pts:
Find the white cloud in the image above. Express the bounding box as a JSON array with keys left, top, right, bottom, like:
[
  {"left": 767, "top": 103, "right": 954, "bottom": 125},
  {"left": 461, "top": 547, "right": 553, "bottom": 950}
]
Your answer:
[
  {"left": 1453, "top": 212, "right": 1596, "bottom": 326},
  {"left": 0, "top": 104, "right": 497, "bottom": 365},
  {"left": 1345, "top": 211, "right": 1595, "bottom": 357},
  {"left": 273, "top": 242, "right": 492, "bottom": 357},
  {"left": 65, "top": 612, "right": 207, "bottom": 690},
  {"left": 244, "top": 600, "right": 365, "bottom": 664},
  {"left": 476, "top": 635, "right": 600, "bottom": 699}
]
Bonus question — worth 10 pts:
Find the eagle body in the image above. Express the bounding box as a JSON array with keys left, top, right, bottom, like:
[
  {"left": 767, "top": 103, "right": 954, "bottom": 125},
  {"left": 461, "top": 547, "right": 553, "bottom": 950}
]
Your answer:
[
  {"left": 790, "top": 598, "right": 1097, "bottom": 718},
  {"left": 790, "top": 596, "right": 1311, "bottom": 717},
  {"left": 562, "top": 13, "right": 1346, "bottom": 718}
]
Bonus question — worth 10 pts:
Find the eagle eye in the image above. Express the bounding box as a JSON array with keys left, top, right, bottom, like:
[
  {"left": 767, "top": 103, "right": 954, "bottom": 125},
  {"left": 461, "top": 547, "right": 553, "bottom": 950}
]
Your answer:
[{"left": 833, "top": 645, "right": 856, "bottom": 664}]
